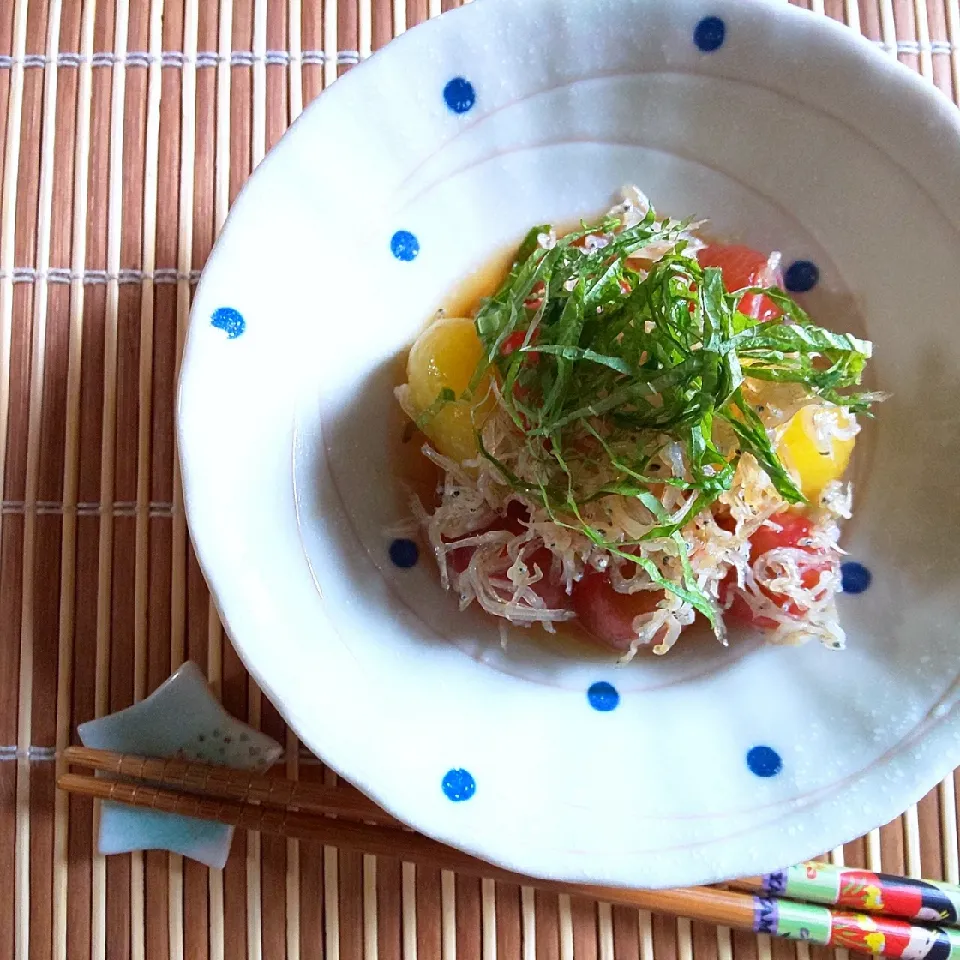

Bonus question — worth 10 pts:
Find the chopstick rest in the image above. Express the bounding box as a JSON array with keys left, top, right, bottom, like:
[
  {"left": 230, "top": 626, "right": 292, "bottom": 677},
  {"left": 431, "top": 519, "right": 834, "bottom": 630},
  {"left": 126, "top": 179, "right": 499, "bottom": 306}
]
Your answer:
[{"left": 76, "top": 661, "right": 281, "bottom": 868}]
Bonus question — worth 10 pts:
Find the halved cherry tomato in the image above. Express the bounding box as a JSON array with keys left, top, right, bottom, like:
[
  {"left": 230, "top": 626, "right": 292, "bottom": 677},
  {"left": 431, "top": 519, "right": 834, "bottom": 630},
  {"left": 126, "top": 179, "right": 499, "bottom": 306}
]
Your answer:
[
  {"left": 697, "top": 244, "right": 782, "bottom": 322},
  {"left": 502, "top": 499, "right": 531, "bottom": 533},
  {"left": 499, "top": 330, "right": 541, "bottom": 411},
  {"left": 713, "top": 507, "right": 736, "bottom": 533},
  {"left": 522, "top": 547, "right": 568, "bottom": 610},
  {"left": 749, "top": 511, "right": 814, "bottom": 557},
  {"left": 500, "top": 329, "right": 540, "bottom": 369},
  {"left": 445, "top": 505, "right": 568, "bottom": 609},
  {"left": 500, "top": 331, "right": 527, "bottom": 356},
  {"left": 721, "top": 511, "right": 829, "bottom": 627},
  {"left": 446, "top": 501, "right": 530, "bottom": 574},
  {"left": 570, "top": 569, "right": 665, "bottom": 652},
  {"left": 524, "top": 281, "right": 546, "bottom": 311}
]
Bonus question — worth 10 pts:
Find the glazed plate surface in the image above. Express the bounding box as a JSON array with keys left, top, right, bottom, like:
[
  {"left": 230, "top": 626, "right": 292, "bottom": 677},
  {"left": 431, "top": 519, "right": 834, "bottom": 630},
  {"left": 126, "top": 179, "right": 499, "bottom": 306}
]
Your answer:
[{"left": 179, "top": 0, "right": 960, "bottom": 887}]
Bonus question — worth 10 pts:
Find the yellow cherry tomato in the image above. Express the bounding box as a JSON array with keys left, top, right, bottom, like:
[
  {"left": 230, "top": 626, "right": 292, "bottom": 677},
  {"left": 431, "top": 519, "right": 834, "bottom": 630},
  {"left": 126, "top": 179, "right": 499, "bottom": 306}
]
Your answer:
[
  {"left": 406, "top": 316, "right": 493, "bottom": 462},
  {"left": 777, "top": 404, "right": 856, "bottom": 500}
]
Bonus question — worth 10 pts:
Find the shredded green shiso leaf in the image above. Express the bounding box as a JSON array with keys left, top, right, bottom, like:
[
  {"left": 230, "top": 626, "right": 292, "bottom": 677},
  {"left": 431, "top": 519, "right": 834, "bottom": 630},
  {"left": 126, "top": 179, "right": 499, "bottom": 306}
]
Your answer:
[{"left": 422, "top": 206, "right": 877, "bottom": 632}]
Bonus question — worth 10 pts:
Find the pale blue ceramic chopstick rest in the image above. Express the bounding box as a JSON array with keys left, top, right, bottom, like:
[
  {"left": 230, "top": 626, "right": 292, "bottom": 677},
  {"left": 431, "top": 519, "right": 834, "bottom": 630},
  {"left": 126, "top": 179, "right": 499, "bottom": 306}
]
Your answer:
[{"left": 78, "top": 661, "right": 282, "bottom": 869}]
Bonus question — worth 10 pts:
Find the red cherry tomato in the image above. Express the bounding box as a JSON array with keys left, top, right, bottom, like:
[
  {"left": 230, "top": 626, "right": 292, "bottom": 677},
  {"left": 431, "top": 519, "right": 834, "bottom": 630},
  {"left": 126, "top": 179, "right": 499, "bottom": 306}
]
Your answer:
[
  {"left": 523, "top": 547, "right": 568, "bottom": 610},
  {"left": 570, "top": 569, "right": 664, "bottom": 652},
  {"left": 500, "top": 331, "right": 525, "bottom": 356},
  {"left": 445, "top": 505, "right": 568, "bottom": 609},
  {"left": 500, "top": 330, "right": 540, "bottom": 375},
  {"left": 499, "top": 331, "right": 540, "bottom": 410},
  {"left": 523, "top": 281, "right": 546, "bottom": 311},
  {"left": 697, "top": 244, "right": 782, "bottom": 322},
  {"left": 502, "top": 500, "right": 532, "bottom": 534},
  {"left": 721, "top": 511, "right": 829, "bottom": 627},
  {"left": 713, "top": 507, "right": 736, "bottom": 533},
  {"left": 446, "top": 501, "right": 530, "bottom": 574},
  {"left": 749, "top": 512, "right": 813, "bottom": 557}
]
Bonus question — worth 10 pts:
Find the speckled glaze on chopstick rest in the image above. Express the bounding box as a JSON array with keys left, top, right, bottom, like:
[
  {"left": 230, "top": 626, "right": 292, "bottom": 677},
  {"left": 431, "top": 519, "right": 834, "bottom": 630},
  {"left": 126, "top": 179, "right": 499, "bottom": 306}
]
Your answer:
[{"left": 179, "top": 0, "right": 960, "bottom": 888}]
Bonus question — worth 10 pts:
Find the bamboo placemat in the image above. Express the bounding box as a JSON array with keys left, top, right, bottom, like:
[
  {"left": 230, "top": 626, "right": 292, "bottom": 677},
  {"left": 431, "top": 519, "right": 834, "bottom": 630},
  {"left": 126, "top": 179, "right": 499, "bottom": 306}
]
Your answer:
[{"left": 1, "top": 0, "right": 958, "bottom": 959}]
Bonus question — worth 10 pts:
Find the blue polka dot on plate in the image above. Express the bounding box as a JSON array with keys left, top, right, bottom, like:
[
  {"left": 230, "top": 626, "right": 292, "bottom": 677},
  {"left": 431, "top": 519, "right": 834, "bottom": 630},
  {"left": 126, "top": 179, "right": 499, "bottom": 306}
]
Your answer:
[
  {"left": 211, "top": 307, "right": 245, "bottom": 339},
  {"left": 784, "top": 259, "right": 820, "bottom": 293},
  {"left": 746, "top": 745, "right": 783, "bottom": 778},
  {"left": 693, "top": 16, "right": 725, "bottom": 52},
  {"left": 443, "top": 77, "right": 476, "bottom": 114},
  {"left": 587, "top": 681, "right": 620, "bottom": 712},
  {"left": 389, "top": 538, "right": 419, "bottom": 568},
  {"left": 841, "top": 561, "right": 872, "bottom": 594},
  {"left": 391, "top": 230, "right": 420, "bottom": 262},
  {"left": 442, "top": 768, "right": 476, "bottom": 802}
]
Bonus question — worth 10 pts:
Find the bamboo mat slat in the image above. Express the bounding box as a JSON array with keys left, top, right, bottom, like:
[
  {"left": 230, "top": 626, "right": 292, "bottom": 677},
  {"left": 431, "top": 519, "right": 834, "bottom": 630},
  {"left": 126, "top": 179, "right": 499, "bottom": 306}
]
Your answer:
[{"left": 1, "top": 1, "right": 959, "bottom": 959}]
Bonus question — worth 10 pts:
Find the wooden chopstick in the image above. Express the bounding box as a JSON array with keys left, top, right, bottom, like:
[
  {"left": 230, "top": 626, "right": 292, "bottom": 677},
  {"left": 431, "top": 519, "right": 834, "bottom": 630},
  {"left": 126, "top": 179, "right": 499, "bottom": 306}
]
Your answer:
[
  {"left": 62, "top": 746, "right": 397, "bottom": 825},
  {"left": 59, "top": 748, "right": 960, "bottom": 958},
  {"left": 56, "top": 769, "right": 756, "bottom": 925}
]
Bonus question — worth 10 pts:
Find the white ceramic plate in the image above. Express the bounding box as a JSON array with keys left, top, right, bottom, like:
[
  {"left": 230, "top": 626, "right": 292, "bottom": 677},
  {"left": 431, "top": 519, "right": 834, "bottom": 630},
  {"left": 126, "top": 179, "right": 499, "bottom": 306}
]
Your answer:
[{"left": 179, "top": 0, "right": 960, "bottom": 887}]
